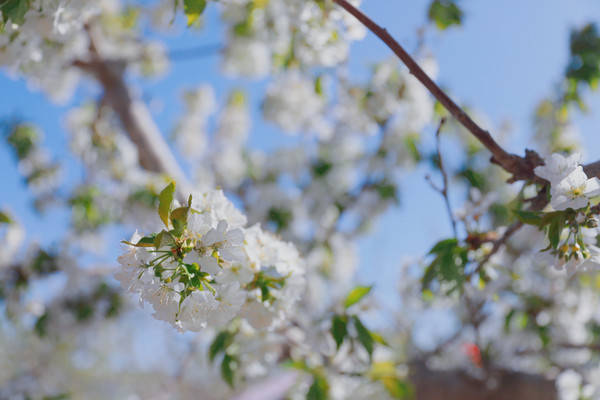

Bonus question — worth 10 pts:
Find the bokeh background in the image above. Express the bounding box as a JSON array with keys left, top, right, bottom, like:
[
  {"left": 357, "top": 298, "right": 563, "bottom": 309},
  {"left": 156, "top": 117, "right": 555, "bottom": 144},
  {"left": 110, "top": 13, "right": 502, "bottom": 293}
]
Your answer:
[{"left": 1, "top": 0, "right": 600, "bottom": 345}]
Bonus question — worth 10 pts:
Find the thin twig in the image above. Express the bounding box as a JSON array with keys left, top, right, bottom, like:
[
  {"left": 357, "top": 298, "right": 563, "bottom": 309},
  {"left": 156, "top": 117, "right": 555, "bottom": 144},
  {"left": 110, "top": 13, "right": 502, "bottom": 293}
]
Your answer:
[
  {"left": 332, "top": 0, "right": 544, "bottom": 183},
  {"left": 427, "top": 118, "right": 458, "bottom": 237},
  {"left": 436, "top": 118, "right": 457, "bottom": 237},
  {"left": 470, "top": 221, "right": 523, "bottom": 278}
]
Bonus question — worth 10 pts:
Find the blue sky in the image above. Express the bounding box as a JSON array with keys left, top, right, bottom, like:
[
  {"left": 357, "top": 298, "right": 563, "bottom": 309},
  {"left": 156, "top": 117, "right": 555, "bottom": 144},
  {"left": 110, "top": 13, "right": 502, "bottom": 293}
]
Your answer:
[{"left": 1, "top": 0, "right": 600, "bottom": 309}]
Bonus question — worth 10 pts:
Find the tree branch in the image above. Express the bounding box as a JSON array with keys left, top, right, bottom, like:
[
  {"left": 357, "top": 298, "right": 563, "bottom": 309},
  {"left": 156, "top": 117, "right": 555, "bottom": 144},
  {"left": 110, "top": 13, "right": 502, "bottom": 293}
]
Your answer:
[
  {"left": 426, "top": 118, "right": 458, "bottom": 237},
  {"left": 73, "top": 25, "right": 191, "bottom": 199},
  {"left": 332, "top": 0, "right": 544, "bottom": 183},
  {"left": 470, "top": 221, "right": 523, "bottom": 278}
]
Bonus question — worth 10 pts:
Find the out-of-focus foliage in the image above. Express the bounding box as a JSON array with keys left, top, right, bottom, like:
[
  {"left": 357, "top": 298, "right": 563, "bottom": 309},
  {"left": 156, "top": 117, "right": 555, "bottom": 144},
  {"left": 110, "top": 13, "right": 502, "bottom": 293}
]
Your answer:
[{"left": 428, "top": 0, "right": 463, "bottom": 30}]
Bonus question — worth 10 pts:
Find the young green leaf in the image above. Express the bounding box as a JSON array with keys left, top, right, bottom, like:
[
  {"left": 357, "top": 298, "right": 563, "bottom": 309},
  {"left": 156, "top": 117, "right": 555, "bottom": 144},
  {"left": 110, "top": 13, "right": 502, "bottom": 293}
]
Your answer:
[
  {"left": 381, "top": 377, "right": 414, "bottom": 399},
  {"left": 353, "top": 316, "right": 374, "bottom": 358},
  {"left": 154, "top": 230, "right": 175, "bottom": 249},
  {"left": 307, "top": 374, "right": 329, "bottom": 400},
  {"left": 331, "top": 314, "right": 348, "bottom": 349},
  {"left": 344, "top": 285, "right": 372, "bottom": 308},
  {"left": 422, "top": 238, "right": 467, "bottom": 292},
  {"left": 0, "top": 0, "right": 31, "bottom": 25},
  {"left": 209, "top": 330, "right": 235, "bottom": 362},
  {"left": 183, "top": 0, "right": 207, "bottom": 26},
  {"left": 221, "top": 353, "right": 237, "bottom": 388},
  {"left": 158, "top": 182, "right": 175, "bottom": 228},
  {"left": 428, "top": 0, "right": 462, "bottom": 30},
  {"left": 170, "top": 206, "right": 190, "bottom": 236},
  {"left": 547, "top": 213, "right": 566, "bottom": 249},
  {"left": 514, "top": 209, "right": 543, "bottom": 226},
  {"left": 370, "top": 331, "right": 389, "bottom": 346},
  {"left": 0, "top": 211, "right": 12, "bottom": 224},
  {"left": 121, "top": 234, "right": 157, "bottom": 248}
]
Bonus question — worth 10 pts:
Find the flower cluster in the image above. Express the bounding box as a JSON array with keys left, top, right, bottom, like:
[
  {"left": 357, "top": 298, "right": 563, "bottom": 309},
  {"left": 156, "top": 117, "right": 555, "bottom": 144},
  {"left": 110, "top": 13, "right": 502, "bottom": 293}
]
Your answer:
[
  {"left": 220, "top": 0, "right": 366, "bottom": 77},
  {"left": 535, "top": 153, "right": 600, "bottom": 211},
  {"left": 533, "top": 153, "right": 600, "bottom": 274},
  {"left": 116, "top": 184, "right": 305, "bottom": 331}
]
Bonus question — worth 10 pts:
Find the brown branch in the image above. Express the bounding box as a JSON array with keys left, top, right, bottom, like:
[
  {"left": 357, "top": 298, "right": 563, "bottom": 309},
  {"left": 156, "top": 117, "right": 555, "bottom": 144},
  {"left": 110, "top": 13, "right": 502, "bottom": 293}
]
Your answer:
[
  {"left": 584, "top": 161, "right": 600, "bottom": 178},
  {"left": 332, "top": 0, "right": 544, "bottom": 183},
  {"left": 73, "top": 25, "right": 191, "bottom": 199}
]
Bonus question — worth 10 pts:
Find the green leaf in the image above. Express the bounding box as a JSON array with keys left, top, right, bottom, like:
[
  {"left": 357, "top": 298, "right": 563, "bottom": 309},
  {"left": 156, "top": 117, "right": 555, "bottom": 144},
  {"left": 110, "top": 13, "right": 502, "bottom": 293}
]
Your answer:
[
  {"left": 221, "top": 354, "right": 237, "bottom": 387},
  {"left": 428, "top": 238, "right": 458, "bottom": 254},
  {"left": 459, "top": 168, "right": 486, "bottom": 190},
  {"left": 403, "top": 134, "right": 421, "bottom": 163},
  {"left": 428, "top": 0, "right": 462, "bottom": 30},
  {"left": 34, "top": 312, "right": 49, "bottom": 337},
  {"left": 0, "top": 0, "right": 31, "bottom": 25},
  {"left": 283, "top": 359, "right": 311, "bottom": 372},
  {"left": 370, "top": 331, "right": 389, "bottom": 346},
  {"left": 170, "top": 206, "right": 189, "bottom": 236},
  {"left": 504, "top": 309, "right": 516, "bottom": 333},
  {"left": 158, "top": 182, "right": 175, "bottom": 228},
  {"left": 307, "top": 374, "right": 329, "bottom": 400},
  {"left": 381, "top": 377, "right": 414, "bottom": 399},
  {"left": 121, "top": 234, "right": 157, "bottom": 248},
  {"left": 183, "top": 0, "right": 207, "bottom": 26},
  {"left": 312, "top": 159, "right": 333, "bottom": 177},
  {"left": 267, "top": 207, "right": 293, "bottom": 232},
  {"left": 514, "top": 209, "right": 543, "bottom": 226},
  {"left": 344, "top": 285, "right": 372, "bottom": 308},
  {"left": 375, "top": 181, "right": 398, "bottom": 202},
  {"left": 565, "top": 23, "right": 600, "bottom": 107},
  {"left": 331, "top": 315, "right": 348, "bottom": 349},
  {"left": 0, "top": 211, "right": 12, "bottom": 224},
  {"left": 353, "top": 316, "right": 374, "bottom": 358},
  {"left": 154, "top": 230, "right": 176, "bottom": 249},
  {"left": 209, "top": 331, "right": 235, "bottom": 362},
  {"left": 547, "top": 213, "right": 566, "bottom": 249},
  {"left": 422, "top": 238, "right": 467, "bottom": 292}
]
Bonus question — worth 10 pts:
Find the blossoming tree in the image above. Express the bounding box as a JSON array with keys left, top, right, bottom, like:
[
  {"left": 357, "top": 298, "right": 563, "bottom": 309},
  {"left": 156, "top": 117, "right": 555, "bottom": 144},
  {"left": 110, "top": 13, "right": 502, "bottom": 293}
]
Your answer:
[{"left": 1, "top": 0, "right": 600, "bottom": 399}]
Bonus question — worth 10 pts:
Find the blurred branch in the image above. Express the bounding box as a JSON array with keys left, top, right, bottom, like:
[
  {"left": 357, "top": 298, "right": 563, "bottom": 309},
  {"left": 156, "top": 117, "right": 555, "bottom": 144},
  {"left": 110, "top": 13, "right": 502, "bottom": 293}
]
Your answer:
[
  {"left": 73, "top": 24, "right": 191, "bottom": 199},
  {"left": 470, "top": 221, "right": 523, "bottom": 278},
  {"left": 332, "top": 0, "right": 545, "bottom": 183},
  {"left": 426, "top": 118, "right": 458, "bottom": 237}
]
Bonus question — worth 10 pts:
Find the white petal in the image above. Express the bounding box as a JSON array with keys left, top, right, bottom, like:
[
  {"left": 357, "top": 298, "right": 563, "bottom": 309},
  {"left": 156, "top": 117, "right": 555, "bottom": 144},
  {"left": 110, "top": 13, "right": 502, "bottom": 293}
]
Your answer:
[{"left": 584, "top": 177, "right": 600, "bottom": 198}]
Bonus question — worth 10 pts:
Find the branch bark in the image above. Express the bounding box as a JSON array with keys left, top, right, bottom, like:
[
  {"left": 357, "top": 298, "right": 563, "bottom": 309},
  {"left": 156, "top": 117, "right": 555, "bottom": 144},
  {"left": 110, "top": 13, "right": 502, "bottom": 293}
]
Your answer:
[
  {"left": 73, "top": 26, "right": 191, "bottom": 199},
  {"left": 332, "top": 0, "right": 545, "bottom": 183}
]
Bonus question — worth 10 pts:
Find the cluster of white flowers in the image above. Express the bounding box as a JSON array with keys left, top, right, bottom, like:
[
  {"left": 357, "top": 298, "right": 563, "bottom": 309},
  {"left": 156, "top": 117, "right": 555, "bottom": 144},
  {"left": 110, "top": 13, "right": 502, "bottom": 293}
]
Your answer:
[
  {"left": 263, "top": 71, "right": 327, "bottom": 136},
  {"left": 0, "top": 1, "right": 167, "bottom": 102},
  {"left": 533, "top": 153, "right": 600, "bottom": 274},
  {"left": 67, "top": 103, "right": 141, "bottom": 180},
  {"left": 220, "top": 0, "right": 366, "bottom": 77},
  {"left": 116, "top": 187, "right": 305, "bottom": 331},
  {"left": 173, "top": 86, "right": 216, "bottom": 161},
  {"left": 0, "top": 214, "right": 24, "bottom": 270},
  {"left": 535, "top": 153, "right": 600, "bottom": 211},
  {"left": 211, "top": 91, "right": 252, "bottom": 189}
]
